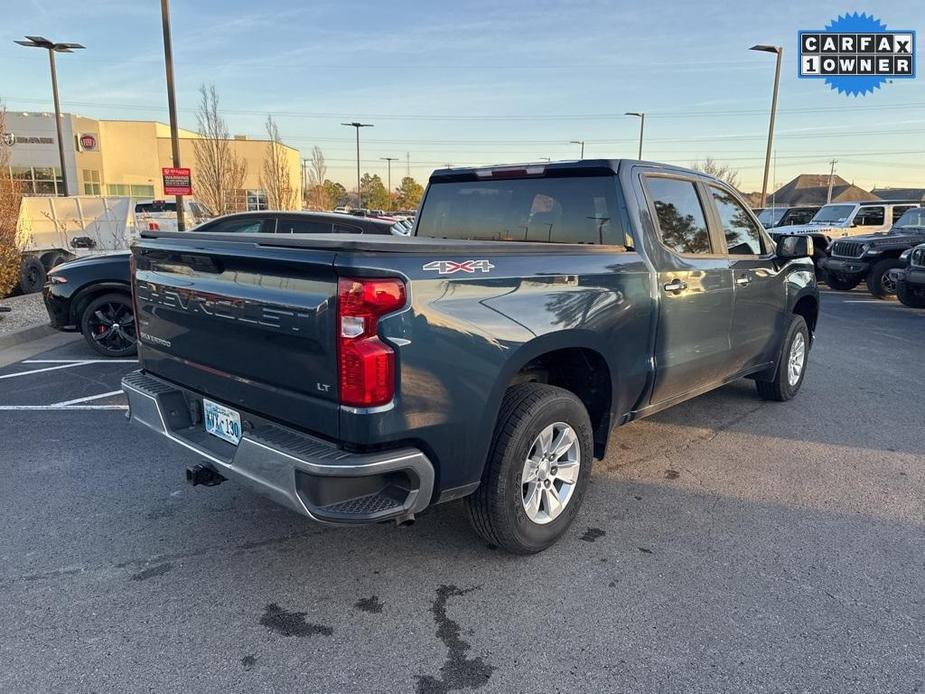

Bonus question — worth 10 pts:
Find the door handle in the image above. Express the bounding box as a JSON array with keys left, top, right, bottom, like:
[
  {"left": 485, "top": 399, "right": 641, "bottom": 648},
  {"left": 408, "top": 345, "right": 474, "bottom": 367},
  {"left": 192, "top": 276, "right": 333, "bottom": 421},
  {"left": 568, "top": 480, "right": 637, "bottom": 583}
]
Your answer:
[
  {"left": 736, "top": 275, "right": 751, "bottom": 287},
  {"left": 663, "top": 279, "right": 687, "bottom": 293}
]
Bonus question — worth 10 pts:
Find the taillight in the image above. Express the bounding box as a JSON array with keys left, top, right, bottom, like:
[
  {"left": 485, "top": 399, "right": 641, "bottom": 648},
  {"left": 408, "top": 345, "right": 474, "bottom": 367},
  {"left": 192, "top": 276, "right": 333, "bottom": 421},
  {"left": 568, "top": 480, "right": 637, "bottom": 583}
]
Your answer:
[{"left": 337, "top": 277, "right": 406, "bottom": 407}]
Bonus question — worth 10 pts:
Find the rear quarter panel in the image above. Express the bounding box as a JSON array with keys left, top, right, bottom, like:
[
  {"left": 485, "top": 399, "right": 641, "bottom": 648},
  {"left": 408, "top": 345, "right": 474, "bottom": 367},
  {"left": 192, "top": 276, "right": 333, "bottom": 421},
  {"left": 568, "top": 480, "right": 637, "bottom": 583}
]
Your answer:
[{"left": 337, "top": 248, "right": 654, "bottom": 493}]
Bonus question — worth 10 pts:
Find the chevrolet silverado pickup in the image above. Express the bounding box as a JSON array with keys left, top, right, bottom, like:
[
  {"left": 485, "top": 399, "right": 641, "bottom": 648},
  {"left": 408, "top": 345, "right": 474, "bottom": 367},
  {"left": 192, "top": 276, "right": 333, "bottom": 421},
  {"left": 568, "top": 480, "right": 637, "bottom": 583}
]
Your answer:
[{"left": 122, "top": 159, "right": 819, "bottom": 554}]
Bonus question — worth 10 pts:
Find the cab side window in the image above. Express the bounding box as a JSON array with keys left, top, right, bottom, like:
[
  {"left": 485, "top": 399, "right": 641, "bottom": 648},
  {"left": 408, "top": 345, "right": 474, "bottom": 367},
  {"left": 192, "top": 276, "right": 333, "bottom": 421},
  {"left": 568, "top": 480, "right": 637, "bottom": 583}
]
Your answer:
[
  {"left": 646, "top": 177, "right": 712, "bottom": 254},
  {"left": 854, "top": 206, "right": 885, "bottom": 226},
  {"left": 709, "top": 186, "right": 764, "bottom": 255}
]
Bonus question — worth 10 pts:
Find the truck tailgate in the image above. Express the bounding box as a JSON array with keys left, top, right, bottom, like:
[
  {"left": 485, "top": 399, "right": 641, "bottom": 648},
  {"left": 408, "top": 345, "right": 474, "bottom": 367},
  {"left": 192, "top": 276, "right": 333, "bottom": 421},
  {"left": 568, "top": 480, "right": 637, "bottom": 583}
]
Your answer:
[{"left": 133, "top": 239, "right": 341, "bottom": 438}]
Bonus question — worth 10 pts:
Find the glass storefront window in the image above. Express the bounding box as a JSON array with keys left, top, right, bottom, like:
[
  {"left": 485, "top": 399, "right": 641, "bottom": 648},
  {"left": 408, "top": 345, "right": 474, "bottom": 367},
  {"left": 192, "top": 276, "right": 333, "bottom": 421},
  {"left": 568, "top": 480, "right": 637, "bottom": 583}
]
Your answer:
[
  {"left": 10, "top": 166, "right": 62, "bottom": 195},
  {"left": 246, "top": 189, "right": 268, "bottom": 211}
]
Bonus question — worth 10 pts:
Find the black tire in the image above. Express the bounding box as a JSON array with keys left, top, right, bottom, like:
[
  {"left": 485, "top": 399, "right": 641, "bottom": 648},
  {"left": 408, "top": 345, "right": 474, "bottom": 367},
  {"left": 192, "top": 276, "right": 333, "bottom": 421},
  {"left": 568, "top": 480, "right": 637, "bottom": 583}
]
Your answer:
[
  {"left": 466, "top": 383, "right": 593, "bottom": 554},
  {"left": 19, "top": 256, "right": 46, "bottom": 294},
  {"left": 865, "top": 259, "right": 904, "bottom": 299},
  {"left": 42, "top": 252, "right": 69, "bottom": 270},
  {"left": 897, "top": 279, "right": 925, "bottom": 308},
  {"left": 823, "top": 271, "right": 860, "bottom": 291},
  {"left": 80, "top": 292, "right": 137, "bottom": 357},
  {"left": 756, "top": 315, "right": 809, "bottom": 402}
]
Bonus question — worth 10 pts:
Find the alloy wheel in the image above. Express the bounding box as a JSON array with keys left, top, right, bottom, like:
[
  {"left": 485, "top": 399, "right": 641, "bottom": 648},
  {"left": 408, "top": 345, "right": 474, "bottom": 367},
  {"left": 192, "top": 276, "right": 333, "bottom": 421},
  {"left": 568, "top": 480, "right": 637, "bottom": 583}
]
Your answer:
[{"left": 521, "top": 422, "right": 581, "bottom": 524}]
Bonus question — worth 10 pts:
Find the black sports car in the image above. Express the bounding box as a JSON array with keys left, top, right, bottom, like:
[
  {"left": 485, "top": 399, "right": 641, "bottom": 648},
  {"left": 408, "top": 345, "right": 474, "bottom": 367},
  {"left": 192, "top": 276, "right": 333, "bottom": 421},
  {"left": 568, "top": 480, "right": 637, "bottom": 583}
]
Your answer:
[{"left": 43, "top": 211, "right": 402, "bottom": 356}]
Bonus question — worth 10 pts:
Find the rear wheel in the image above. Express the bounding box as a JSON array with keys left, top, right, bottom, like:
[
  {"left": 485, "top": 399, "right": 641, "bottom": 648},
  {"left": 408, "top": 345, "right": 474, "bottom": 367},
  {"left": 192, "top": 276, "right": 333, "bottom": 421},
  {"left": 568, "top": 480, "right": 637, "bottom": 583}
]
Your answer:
[
  {"left": 823, "top": 271, "right": 860, "bottom": 291},
  {"left": 897, "top": 279, "right": 925, "bottom": 308},
  {"left": 80, "top": 293, "right": 137, "bottom": 357},
  {"left": 42, "top": 252, "right": 69, "bottom": 270},
  {"left": 866, "top": 259, "right": 904, "bottom": 299},
  {"left": 466, "top": 383, "right": 593, "bottom": 554},
  {"left": 19, "top": 256, "right": 46, "bottom": 294},
  {"left": 756, "top": 315, "right": 809, "bottom": 402}
]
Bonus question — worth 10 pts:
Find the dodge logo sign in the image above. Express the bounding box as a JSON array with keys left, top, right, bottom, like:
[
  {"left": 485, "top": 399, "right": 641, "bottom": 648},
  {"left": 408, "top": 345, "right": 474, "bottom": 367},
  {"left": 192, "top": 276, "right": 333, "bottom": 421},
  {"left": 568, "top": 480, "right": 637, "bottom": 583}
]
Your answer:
[{"left": 1, "top": 132, "right": 14, "bottom": 147}]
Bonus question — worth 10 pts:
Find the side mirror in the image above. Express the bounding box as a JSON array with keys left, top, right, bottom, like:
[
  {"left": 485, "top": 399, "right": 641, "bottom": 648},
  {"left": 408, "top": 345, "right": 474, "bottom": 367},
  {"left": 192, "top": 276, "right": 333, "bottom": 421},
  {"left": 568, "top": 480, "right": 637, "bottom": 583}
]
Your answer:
[{"left": 776, "top": 234, "right": 814, "bottom": 259}]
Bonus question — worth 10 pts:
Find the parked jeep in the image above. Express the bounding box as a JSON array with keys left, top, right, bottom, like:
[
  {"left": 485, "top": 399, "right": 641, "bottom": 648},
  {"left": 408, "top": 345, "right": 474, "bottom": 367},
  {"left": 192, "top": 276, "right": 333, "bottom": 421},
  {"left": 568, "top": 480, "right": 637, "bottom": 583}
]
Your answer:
[
  {"left": 820, "top": 207, "right": 925, "bottom": 298},
  {"left": 771, "top": 200, "right": 920, "bottom": 273},
  {"left": 756, "top": 205, "right": 820, "bottom": 229},
  {"left": 896, "top": 243, "right": 925, "bottom": 308}
]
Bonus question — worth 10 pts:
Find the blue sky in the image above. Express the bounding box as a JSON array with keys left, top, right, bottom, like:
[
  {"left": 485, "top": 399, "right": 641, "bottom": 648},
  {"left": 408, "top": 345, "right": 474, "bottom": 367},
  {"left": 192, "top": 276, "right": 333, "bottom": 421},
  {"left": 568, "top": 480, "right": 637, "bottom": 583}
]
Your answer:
[{"left": 2, "top": 0, "right": 923, "bottom": 192}]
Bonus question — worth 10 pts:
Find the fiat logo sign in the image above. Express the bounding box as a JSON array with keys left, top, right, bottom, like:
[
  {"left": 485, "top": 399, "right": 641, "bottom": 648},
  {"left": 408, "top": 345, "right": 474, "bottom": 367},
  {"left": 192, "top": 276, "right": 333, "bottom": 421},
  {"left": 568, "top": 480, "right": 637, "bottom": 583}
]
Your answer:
[{"left": 79, "top": 133, "right": 97, "bottom": 151}]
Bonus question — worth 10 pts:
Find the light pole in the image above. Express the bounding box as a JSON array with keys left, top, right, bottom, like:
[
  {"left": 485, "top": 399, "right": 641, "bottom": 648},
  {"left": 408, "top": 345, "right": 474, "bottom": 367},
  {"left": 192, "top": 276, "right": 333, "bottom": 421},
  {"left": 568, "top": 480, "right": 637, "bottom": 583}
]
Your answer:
[
  {"left": 570, "top": 140, "right": 585, "bottom": 159},
  {"left": 158, "top": 0, "right": 186, "bottom": 230},
  {"left": 750, "top": 44, "right": 783, "bottom": 208},
  {"left": 625, "top": 112, "right": 645, "bottom": 159},
  {"left": 381, "top": 156, "right": 398, "bottom": 210},
  {"left": 302, "top": 158, "right": 310, "bottom": 207},
  {"left": 342, "top": 122, "right": 373, "bottom": 208},
  {"left": 15, "top": 36, "right": 85, "bottom": 196}
]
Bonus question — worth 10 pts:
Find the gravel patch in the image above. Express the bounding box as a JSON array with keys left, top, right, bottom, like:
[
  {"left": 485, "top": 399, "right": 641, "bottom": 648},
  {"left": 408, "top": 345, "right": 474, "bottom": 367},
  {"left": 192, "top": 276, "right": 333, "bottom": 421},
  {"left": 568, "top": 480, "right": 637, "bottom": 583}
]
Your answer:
[{"left": 0, "top": 293, "right": 49, "bottom": 337}]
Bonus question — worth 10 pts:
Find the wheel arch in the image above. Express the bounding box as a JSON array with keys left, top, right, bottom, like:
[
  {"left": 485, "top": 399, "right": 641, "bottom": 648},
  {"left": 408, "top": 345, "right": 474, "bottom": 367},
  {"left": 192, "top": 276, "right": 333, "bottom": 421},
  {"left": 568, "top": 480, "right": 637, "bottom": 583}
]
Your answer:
[
  {"left": 480, "top": 331, "right": 617, "bottom": 462},
  {"left": 70, "top": 282, "right": 132, "bottom": 325}
]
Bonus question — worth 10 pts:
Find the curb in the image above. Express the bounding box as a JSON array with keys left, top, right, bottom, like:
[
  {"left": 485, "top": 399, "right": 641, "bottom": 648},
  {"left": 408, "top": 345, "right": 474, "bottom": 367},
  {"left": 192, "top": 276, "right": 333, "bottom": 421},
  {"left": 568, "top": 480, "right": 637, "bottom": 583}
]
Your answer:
[{"left": 0, "top": 324, "right": 56, "bottom": 351}]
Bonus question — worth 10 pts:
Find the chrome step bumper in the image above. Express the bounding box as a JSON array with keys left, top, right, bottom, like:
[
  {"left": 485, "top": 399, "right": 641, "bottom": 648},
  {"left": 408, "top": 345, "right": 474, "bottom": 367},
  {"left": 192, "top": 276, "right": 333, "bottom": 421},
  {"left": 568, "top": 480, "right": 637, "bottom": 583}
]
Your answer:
[{"left": 122, "top": 370, "right": 434, "bottom": 524}]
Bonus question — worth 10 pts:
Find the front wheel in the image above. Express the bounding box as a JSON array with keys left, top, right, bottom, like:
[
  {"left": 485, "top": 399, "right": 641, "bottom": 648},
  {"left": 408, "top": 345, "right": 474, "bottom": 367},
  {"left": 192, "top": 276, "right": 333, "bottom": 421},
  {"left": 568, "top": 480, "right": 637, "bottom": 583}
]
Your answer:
[
  {"left": 897, "top": 279, "right": 925, "bottom": 308},
  {"left": 466, "top": 383, "right": 593, "bottom": 554},
  {"left": 756, "top": 315, "right": 809, "bottom": 402},
  {"left": 80, "top": 293, "right": 137, "bottom": 357},
  {"left": 866, "top": 259, "right": 904, "bottom": 299},
  {"left": 823, "top": 271, "right": 860, "bottom": 291}
]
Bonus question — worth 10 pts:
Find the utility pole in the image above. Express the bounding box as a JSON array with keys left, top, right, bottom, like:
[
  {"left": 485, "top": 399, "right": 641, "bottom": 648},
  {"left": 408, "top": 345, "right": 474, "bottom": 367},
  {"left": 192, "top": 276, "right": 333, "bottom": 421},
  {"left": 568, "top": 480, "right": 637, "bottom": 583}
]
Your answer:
[
  {"left": 381, "top": 157, "right": 398, "bottom": 210},
  {"left": 406, "top": 152, "right": 410, "bottom": 177},
  {"left": 750, "top": 44, "right": 783, "bottom": 209},
  {"left": 826, "top": 159, "right": 838, "bottom": 203},
  {"left": 15, "top": 36, "right": 85, "bottom": 196},
  {"left": 625, "top": 112, "right": 645, "bottom": 159},
  {"left": 160, "top": 0, "right": 185, "bottom": 230},
  {"left": 570, "top": 140, "right": 585, "bottom": 159},
  {"left": 341, "top": 122, "right": 373, "bottom": 208}
]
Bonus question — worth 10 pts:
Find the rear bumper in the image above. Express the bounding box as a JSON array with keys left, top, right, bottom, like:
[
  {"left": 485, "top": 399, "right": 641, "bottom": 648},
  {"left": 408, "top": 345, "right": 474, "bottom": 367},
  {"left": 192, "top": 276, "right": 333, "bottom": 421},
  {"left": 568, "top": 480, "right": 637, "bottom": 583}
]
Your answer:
[
  {"left": 819, "top": 256, "right": 869, "bottom": 278},
  {"left": 121, "top": 370, "right": 434, "bottom": 524}
]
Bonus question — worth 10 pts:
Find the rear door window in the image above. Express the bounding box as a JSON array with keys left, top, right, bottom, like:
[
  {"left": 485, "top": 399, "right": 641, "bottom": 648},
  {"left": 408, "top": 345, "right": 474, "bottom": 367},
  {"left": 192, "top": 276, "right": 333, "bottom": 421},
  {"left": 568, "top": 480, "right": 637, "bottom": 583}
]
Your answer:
[
  {"left": 196, "top": 217, "right": 265, "bottom": 234},
  {"left": 645, "top": 177, "right": 713, "bottom": 254},
  {"left": 855, "top": 206, "right": 885, "bottom": 226},
  {"left": 708, "top": 186, "right": 764, "bottom": 255},
  {"left": 333, "top": 223, "right": 365, "bottom": 234},
  {"left": 275, "top": 218, "right": 334, "bottom": 234},
  {"left": 893, "top": 205, "right": 918, "bottom": 223},
  {"left": 415, "top": 175, "right": 627, "bottom": 246}
]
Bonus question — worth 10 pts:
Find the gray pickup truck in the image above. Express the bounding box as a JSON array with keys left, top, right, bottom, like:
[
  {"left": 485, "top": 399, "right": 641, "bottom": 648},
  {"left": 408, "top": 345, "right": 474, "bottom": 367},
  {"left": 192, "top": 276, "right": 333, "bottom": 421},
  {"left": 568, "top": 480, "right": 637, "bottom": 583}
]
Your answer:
[{"left": 123, "top": 159, "right": 818, "bottom": 553}]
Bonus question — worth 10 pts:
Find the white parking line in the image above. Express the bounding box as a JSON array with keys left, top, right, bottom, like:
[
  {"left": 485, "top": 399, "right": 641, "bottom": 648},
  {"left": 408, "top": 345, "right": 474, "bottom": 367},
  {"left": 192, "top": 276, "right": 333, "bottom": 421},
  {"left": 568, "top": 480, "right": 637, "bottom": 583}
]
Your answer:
[
  {"left": 0, "top": 404, "right": 128, "bottom": 411},
  {"left": 0, "top": 361, "right": 94, "bottom": 380},
  {"left": 22, "top": 359, "right": 138, "bottom": 364},
  {"left": 51, "top": 390, "right": 124, "bottom": 407}
]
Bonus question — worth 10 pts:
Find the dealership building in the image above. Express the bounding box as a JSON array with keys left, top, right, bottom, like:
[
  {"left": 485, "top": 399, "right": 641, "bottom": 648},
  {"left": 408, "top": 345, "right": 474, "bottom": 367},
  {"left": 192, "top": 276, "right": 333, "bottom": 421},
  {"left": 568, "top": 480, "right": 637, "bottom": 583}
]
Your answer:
[{"left": 3, "top": 111, "right": 301, "bottom": 211}]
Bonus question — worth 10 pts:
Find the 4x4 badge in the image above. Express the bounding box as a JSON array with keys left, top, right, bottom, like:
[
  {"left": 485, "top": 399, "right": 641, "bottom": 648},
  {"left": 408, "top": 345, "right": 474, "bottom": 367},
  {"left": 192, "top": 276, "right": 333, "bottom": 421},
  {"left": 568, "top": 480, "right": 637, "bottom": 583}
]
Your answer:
[{"left": 423, "top": 260, "right": 495, "bottom": 275}]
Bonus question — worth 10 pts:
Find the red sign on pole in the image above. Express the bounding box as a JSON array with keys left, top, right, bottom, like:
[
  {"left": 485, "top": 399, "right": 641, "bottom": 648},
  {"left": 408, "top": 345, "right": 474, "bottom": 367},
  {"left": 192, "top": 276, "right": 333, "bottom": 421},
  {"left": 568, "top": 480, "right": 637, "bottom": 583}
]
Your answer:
[{"left": 162, "top": 167, "right": 192, "bottom": 196}]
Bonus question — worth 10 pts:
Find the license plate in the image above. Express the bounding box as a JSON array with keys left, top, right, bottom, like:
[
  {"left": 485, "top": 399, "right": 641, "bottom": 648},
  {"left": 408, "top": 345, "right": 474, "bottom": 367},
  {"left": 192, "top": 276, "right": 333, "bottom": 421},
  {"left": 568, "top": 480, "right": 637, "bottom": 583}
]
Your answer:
[{"left": 203, "top": 399, "right": 242, "bottom": 445}]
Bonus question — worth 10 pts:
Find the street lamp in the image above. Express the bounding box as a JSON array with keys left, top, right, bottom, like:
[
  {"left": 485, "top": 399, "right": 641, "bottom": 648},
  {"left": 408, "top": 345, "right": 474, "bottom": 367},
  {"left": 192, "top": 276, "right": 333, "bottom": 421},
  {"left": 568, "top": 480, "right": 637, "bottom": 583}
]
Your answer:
[
  {"left": 381, "top": 156, "right": 398, "bottom": 210},
  {"left": 570, "top": 140, "right": 585, "bottom": 159},
  {"left": 342, "top": 122, "right": 373, "bottom": 208},
  {"left": 15, "top": 36, "right": 85, "bottom": 196},
  {"left": 750, "top": 44, "right": 783, "bottom": 208},
  {"left": 625, "top": 112, "right": 645, "bottom": 160}
]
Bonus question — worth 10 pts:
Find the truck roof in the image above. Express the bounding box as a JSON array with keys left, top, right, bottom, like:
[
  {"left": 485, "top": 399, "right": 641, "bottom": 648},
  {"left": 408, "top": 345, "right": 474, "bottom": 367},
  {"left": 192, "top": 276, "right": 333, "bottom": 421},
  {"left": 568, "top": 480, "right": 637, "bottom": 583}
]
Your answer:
[{"left": 429, "top": 158, "right": 709, "bottom": 182}]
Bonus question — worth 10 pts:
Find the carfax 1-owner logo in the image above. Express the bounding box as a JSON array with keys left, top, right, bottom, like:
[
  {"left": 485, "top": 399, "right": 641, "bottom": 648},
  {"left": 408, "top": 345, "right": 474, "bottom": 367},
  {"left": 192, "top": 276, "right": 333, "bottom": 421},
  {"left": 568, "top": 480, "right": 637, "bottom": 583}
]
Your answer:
[{"left": 799, "top": 12, "right": 915, "bottom": 95}]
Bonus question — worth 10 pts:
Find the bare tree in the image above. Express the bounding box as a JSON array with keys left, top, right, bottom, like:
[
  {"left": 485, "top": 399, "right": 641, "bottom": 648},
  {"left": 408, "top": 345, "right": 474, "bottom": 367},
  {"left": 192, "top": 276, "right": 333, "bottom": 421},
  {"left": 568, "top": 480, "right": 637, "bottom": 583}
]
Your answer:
[
  {"left": 261, "top": 115, "right": 296, "bottom": 210},
  {"left": 0, "top": 105, "right": 23, "bottom": 297},
  {"left": 306, "top": 146, "right": 329, "bottom": 209},
  {"left": 691, "top": 157, "right": 741, "bottom": 190},
  {"left": 192, "top": 84, "right": 246, "bottom": 215}
]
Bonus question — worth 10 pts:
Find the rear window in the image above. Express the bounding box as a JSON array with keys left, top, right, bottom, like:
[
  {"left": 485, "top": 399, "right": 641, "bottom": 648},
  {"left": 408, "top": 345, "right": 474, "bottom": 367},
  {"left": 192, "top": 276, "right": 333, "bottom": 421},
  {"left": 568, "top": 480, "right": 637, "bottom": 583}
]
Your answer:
[
  {"left": 416, "top": 175, "right": 628, "bottom": 246},
  {"left": 135, "top": 201, "right": 176, "bottom": 213}
]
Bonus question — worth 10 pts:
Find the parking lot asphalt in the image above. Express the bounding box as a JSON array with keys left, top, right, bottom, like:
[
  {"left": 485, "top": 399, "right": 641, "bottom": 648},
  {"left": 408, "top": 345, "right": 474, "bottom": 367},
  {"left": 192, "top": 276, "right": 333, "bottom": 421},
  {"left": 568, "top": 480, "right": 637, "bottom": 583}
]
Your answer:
[{"left": 0, "top": 289, "right": 923, "bottom": 694}]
